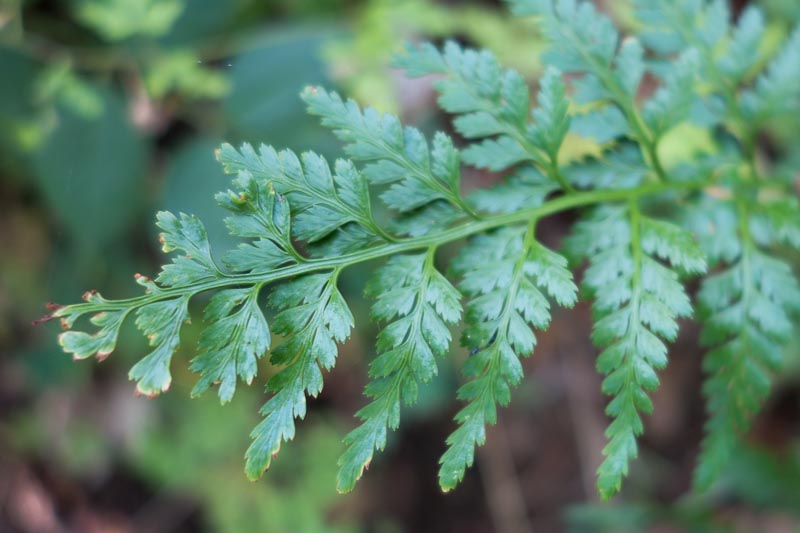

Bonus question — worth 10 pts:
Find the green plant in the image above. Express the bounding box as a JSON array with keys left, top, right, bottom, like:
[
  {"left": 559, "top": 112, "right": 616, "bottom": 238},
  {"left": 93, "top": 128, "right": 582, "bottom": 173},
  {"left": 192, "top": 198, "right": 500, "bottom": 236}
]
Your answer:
[
  {"left": 46, "top": 0, "right": 800, "bottom": 500},
  {"left": 323, "top": 0, "right": 544, "bottom": 112}
]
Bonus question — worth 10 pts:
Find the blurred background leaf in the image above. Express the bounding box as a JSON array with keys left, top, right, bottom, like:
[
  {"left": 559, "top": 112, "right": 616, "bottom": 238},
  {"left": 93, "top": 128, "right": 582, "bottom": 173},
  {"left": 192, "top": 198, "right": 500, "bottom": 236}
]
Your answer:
[
  {"left": 31, "top": 87, "right": 146, "bottom": 251},
  {"left": 224, "top": 27, "right": 340, "bottom": 153},
  {"left": 75, "top": 0, "right": 185, "bottom": 41}
]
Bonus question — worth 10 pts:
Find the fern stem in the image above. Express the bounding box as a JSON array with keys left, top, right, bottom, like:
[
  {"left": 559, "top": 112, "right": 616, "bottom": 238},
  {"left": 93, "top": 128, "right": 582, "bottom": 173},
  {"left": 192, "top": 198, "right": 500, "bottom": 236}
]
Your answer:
[
  {"left": 504, "top": 125, "right": 576, "bottom": 193},
  {"left": 606, "top": 83, "right": 666, "bottom": 183},
  {"left": 378, "top": 148, "right": 480, "bottom": 220},
  {"left": 422, "top": 61, "right": 576, "bottom": 194},
  {"left": 56, "top": 180, "right": 708, "bottom": 318},
  {"left": 736, "top": 199, "right": 754, "bottom": 312},
  {"left": 554, "top": 20, "right": 667, "bottom": 183},
  {"left": 628, "top": 197, "right": 643, "bottom": 339},
  {"left": 548, "top": 151, "right": 576, "bottom": 194},
  {"left": 479, "top": 218, "right": 536, "bottom": 372}
]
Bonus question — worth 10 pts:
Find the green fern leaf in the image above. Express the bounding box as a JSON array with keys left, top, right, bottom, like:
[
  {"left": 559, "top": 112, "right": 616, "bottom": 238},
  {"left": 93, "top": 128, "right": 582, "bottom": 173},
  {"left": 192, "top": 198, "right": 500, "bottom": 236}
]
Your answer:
[
  {"left": 246, "top": 272, "right": 353, "bottom": 480},
  {"left": 337, "top": 250, "right": 461, "bottom": 492},
  {"left": 693, "top": 197, "right": 800, "bottom": 489},
  {"left": 718, "top": 7, "right": 764, "bottom": 79},
  {"left": 191, "top": 287, "right": 270, "bottom": 403},
  {"left": 742, "top": 26, "right": 800, "bottom": 121},
  {"left": 155, "top": 211, "right": 219, "bottom": 286},
  {"left": 439, "top": 224, "right": 577, "bottom": 490},
  {"left": 395, "top": 41, "right": 572, "bottom": 190},
  {"left": 217, "top": 142, "right": 387, "bottom": 250},
  {"left": 564, "top": 143, "right": 647, "bottom": 190},
  {"left": 642, "top": 49, "right": 699, "bottom": 139},
  {"left": 571, "top": 106, "right": 630, "bottom": 144},
  {"left": 214, "top": 149, "right": 296, "bottom": 270},
  {"left": 301, "top": 86, "right": 472, "bottom": 218},
  {"left": 58, "top": 290, "right": 130, "bottom": 361},
  {"left": 516, "top": 0, "right": 670, "bottom": 180},
  {"left": 129, "top": 296, "right": 191, "bottom": 396},
  {"left": 567, "top": 203, "right": 706, "bottom": 499}
]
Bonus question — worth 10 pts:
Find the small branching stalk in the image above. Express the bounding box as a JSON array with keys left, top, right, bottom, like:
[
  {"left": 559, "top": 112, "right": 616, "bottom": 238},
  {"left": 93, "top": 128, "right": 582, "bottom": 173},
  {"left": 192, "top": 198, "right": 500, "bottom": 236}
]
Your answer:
[{"left": 47, "top": 0, "right": 799, "bottom": 499}]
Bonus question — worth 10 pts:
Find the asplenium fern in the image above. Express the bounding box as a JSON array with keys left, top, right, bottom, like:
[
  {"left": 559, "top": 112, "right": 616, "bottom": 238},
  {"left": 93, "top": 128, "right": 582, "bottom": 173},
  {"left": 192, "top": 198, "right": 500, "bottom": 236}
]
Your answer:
[{"left": 47, "top": 0, "right": 799, "bottom": 500}]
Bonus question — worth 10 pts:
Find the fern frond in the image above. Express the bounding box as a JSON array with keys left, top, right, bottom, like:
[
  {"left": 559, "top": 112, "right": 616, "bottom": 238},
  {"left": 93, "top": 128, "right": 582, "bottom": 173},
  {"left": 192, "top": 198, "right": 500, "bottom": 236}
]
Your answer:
[
  {"left": 690, "top": 195, "right": 800, "bottom": 489},
  {"left": 567, "top": 202, "right": 706, "bottom": 499},
  {"left": 633, "top": 0, "right": 765, "bottom": 85},
  {"left": 438, "top": 223, "right": 577, "bottom": 490},
  {"left": 217, "top": 142, "right": 387, "bottom": 254},
  {"left": 395, "top": 42, "right": 572, "bottom": 190},
  {"left": 49, "top": 0, "right": 800, "bottom": 500},
  {"left": 301, "top": 86, "right": 475, "bottom": 220},
  {"left": 641, "top": 49, "right": 699, "bottom": 139},
  {"left": 191, "top": 287, "right": 269, "bottom": 403},
  {"left": 564, "top": 143, "right": 647, "bottom": 190},
  {"left": 155, "top": 212, "right": 220, "bottom": 286},
  {"left": 742, "top": 26, "right": 800, "bottom": 122},
  {"left": 632, "top": 0, "right": 799, "bottom": 140},
  {"left": 337, "top": 250, "right": 461, "bottom": 492},
  {"left": 245, "top": 272, "right": 353, "bottom": 479},
  {"left": 511, "top": 0, "right": 675, "bottom": 180}
]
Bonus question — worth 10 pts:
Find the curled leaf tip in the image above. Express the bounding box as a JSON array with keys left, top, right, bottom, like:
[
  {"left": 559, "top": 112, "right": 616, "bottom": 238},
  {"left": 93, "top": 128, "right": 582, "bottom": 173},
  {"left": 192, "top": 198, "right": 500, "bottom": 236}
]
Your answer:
[
  {"left": 32, "top": 315, "right": 54, "bottom": 326},
  {"left": 45, "top": 302, "right": 64, "bottom": 312},
  {"left": 82, "top": 290, "right": 98, "bottom": 302}
]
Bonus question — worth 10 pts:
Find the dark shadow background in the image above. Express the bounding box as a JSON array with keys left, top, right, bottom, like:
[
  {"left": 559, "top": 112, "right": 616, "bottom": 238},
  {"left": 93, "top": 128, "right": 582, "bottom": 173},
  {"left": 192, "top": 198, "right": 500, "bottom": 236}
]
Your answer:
[{"left": 2, "top": 0, "right": 799, "bottom": 532}]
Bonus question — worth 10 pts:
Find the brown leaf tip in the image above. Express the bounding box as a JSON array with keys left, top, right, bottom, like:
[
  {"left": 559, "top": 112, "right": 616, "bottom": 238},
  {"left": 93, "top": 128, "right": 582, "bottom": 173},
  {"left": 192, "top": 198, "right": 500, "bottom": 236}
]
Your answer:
[
  {"left": 82, "top": 290, "right": 98, "bottom": 302},
  {"left": 45, "top": 302, "right": 64, "bottom": 312},
  {"left": 134, "top": 388, "right": 160, "bottom": 399},
  {"left": 32, "top": 315, "right": 53, "bottom": 326}
]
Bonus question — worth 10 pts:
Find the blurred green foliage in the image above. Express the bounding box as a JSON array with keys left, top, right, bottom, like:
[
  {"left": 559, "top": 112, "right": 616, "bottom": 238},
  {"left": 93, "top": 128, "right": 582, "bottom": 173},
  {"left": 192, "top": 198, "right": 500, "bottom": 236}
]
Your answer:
[
  {"left": 324, "top": 0, "right": 545, "bottom": 112},
  {"left": 130, "top": 394, "right": 358, "bottom": 533},
  {"left": 567, "top": 443, "right": 800, "bottom": 532},
  {"left": 75, "top": 0, "right": 184, "bottom": 41}
]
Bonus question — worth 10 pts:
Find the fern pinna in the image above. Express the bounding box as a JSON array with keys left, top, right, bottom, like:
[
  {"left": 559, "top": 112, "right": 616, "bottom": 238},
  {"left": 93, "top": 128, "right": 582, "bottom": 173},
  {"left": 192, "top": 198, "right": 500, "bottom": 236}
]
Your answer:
[{"left": 47, "top": 0, "right": 799, "bottom": 499}]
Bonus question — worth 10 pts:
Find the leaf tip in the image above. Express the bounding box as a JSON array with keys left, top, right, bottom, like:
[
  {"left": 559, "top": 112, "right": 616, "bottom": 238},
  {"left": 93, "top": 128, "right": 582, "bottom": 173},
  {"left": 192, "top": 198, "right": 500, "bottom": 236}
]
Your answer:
[
  {"left": 56, "top": 331, "right": 70, "bottom": 346},
  {"left": 133, "top": 379, "right": 169, "bottom": 399},
  {"left": 245, "top": 469, "right": 263, "bottom": 482},
  {"left": 245, "top": 455, "right": 272, "bottom": 482},
  {"left": 32, "top": 314, "right": 54, "bottom": 326},
  {"left": 82, "top": 290, "right": 98, "bottom": 302}
]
